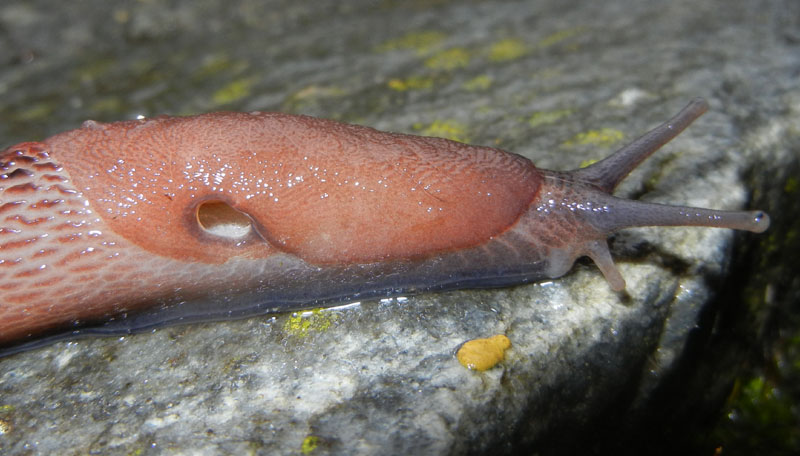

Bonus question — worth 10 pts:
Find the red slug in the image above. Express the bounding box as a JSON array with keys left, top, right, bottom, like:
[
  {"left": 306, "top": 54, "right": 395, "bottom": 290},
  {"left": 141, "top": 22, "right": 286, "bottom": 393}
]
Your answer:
[{"left": 0, "top": 98, "right": 769, "bottom": 355}]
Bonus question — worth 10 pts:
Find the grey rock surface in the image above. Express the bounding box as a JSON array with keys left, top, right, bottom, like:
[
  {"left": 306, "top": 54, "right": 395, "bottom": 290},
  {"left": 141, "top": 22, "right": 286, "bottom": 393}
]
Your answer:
[{"left": 0, "top": 0, "right": 797, "bottom": 454}]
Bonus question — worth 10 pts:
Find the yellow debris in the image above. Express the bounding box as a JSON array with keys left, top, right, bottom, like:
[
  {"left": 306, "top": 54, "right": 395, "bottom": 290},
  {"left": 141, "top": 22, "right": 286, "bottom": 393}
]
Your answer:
[{"left": 457, "top": 335, "right": 512, "bottom": 371}]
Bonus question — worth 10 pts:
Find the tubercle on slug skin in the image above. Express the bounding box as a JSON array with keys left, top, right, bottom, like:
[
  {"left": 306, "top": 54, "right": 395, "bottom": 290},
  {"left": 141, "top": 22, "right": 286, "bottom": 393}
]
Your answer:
[{"left": 0, "top": 98, "right": 770, "bottom": 353}]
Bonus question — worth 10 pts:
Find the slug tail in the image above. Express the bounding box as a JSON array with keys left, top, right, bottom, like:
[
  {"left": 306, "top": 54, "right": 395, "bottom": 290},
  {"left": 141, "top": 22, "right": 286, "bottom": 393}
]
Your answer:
[{"left": 574, "top": 98, "right": 709, "bottom": 192}]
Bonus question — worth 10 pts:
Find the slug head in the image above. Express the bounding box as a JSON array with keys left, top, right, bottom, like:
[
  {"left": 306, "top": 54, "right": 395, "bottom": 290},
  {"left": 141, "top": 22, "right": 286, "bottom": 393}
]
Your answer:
[{"left": 556, "top": 98, "right": 769, "bottom": 291}]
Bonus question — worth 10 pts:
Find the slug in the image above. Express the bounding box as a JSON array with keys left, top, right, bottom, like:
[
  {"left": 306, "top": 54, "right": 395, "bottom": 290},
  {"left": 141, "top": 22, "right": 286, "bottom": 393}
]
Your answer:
[{"left": 0, "top": 98, "right": 769, "bottom": 356}]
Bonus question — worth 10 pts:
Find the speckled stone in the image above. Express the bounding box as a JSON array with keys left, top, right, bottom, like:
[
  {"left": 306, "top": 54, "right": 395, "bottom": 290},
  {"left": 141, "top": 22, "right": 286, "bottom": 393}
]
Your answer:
[{"left": 0, "top": 0, "right": 797, "bottom": 454}]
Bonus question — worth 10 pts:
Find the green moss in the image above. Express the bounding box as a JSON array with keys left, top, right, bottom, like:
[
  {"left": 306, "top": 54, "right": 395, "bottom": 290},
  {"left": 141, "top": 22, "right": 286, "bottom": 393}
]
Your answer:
[
  {"left": 15, "top": 102, "right": 56, "bottom": 122},
  {"left": 283, "top": 309, "right": 336, "bottom": 338},
  {"left": 527, "top": 109, "right": 573, "bottom": 128},
  {"left": 376, "top": 30, "right": 447, "bottom": 55},
  {"left": 387, "top": 76, "right": 435, "bottom": 91},
  {"left": 413, "top": 119, "right": 469, "bottom": 143},
  {"left": 75, "top": 57, "right": 117, "bottom": 84},
  {"left": 562, "top": 128, "right": 624, "bottom": 147},
  {"left": 488, "top": 38, "right": 528, "bottom": 62},
  {"left": 196, "top": 54, "right": 250, "bottom": 79},
  {"left": 301, "top": 435, "right": 319, "bottom": 454},
  {"left": 461, "top": 75, "right": 492, "bottom": 91},
  {"left": 211, "top": 77, "right": 256, "bottom": 106},
  {"left": 713, "top": 375, "right": 800, "bottom": 454},
  {"left": 0, "top": 405, "right": 14, "bottom": 413},
  {"left": 282, "top": 85, "right": 347, "bottom": 110},
  {"left": 784, "top": 177, "right": 798, "bottom": 194},
  {"left": 89, "top": 96, "right": 125, "bottom": 114},
  {"left": 537, "top": 27, "right": 585, "bottom": 48},
  {"left": 424, "top": 48, "right": 470, "bottom": 70}
]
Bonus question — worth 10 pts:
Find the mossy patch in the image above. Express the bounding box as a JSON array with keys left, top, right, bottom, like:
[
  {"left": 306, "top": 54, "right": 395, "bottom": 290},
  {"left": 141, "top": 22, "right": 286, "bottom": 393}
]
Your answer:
[
  {"left": 283, "top": 84, "right": 347, "bottom": 110},
  {"left": 461, "top": 75, "right": 492, "bottom": 91},
  {"left": 283, "top": 309, "right": 336, "bottom": 338},
  {"left": 537, "top": 27, "right": 585, "bottom": 48},
  {"left": 14, "top": 102, "right": 56, "bottom": 122},
  {"left": 212, "top": 77, "right": 256, "bottom": 106},
  {"left": 377, "top": 30, "right": 447, "bottom": 55},
  {"left": 527, "top": 109, "right": 573, "bottom": 128},
  {"left": 74, "top": 57, "right": 117, "bottom": 84},
  {"left": 413, "top": 119, "right": 469, "bottom": 142},
  {"left": 713, "top": 374, "right": 800, "bottom": 453},
  {"left": 387, "top": 76, "right": 435, "bottom": 91},
  {"left": 563, "top": 128, "right": 624, "bottom": 147},
  {"left": 89, "top": 96, "right": 125, "bottom": 114},
  {"left": 424, "top": 48, "right": 470, "bottom": 70},
  {"left": 784, "top": 177, "right": 798, "bottom": 194},
  {"left": 301, "top": 435, "right": 320, "bottom": 454},
  {"left": 196, "top": 55, "right": 250, "bottom": 80},
  {"left": 489, "top": 38, "right": 528, "bottom": 62}
]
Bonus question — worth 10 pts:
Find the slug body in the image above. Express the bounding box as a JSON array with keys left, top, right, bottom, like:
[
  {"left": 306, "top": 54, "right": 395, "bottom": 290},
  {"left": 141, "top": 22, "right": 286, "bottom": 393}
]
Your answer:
[{"left": 0, "top": 99, "right": 769, "bottom": 355}]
